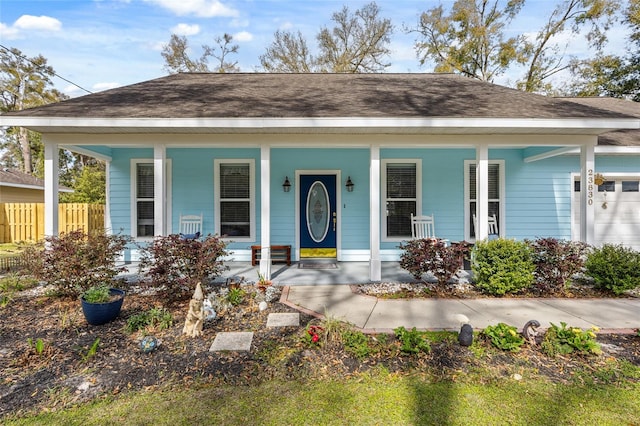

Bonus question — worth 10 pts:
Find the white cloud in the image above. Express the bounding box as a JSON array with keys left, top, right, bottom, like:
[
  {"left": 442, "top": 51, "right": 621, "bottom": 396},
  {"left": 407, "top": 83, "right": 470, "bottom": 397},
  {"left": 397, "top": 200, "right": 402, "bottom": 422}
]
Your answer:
[
  {"left": 14, "top": 15, "right": 62, "bottom": 31},
  {"left": 233, "top": 31, "right": 253, "bottom": 42},
  {"left": 144, "top": 0, "right": 239, "bottom": 18},
  {"left": 0, "top": 15, "right": 62, "bottom": 39},
  {"left": 171, "top": 23, "right": 200, "bottom": 36},
  {"left": 0, "top": 23, "right": 20, "bottom": 39}
]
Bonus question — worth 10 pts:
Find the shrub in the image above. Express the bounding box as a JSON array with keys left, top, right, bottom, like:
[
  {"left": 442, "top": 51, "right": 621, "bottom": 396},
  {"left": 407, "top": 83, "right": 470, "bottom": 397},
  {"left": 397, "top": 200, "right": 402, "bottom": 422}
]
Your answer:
[
  {"left": 342, "top": 329, "right": 371, "bottom": 359},
  {"left": 471, "top": 238, "right": 534, "bottom": 296},
  {"left": 482, "top": 323, "right": 525, "bottom": 352},
  {"left": 584, "top": 244, "right": 640, "bottom": 295},
  {"left": 125, "top": 307, "right": 173, "bottom": 334},
  {"left": 22, "top": 230, "right": 131, "bottom": 298},
  {"left": 399, "top": 238, "right": 471, "bottom": 288},
  {"left": 541, "top": 322, "right": 601, "bottom": 357},
  {"left": 528, "top": 238, "right": 589, "bottom": 295},
  {"left": 394, "top": 326, "right": 431, "bottom": 354},
  {"left": 139, "top": 234, "right": 228, "bottom": 303}
]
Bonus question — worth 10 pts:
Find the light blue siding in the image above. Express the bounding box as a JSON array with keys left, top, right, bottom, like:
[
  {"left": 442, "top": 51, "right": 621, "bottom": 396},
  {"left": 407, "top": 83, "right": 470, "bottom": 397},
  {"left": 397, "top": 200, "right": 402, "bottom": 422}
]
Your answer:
[{"left": 107, "top": 145, "right": 639, "bottom": 258}]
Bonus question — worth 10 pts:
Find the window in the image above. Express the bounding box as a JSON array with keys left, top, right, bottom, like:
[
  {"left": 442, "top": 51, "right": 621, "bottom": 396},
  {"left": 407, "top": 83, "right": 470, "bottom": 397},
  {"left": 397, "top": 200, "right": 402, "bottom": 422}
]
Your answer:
[
  {"left": 622, "top": 181, "right": 639, "bottom": 192},
  {"left": 215, "top": 160, "right": 254, "bottom": 240},
  {"left": 597, "top": 181, "right": 615, "bottom": 192},
  {"left": 134, "top": 162, "right": 154, "bottom": 238},
  {"left": 465, "top": 161, "right": 503, "bottom": 240},
  {"left": 382, "top": 160, "right": 421, "bottom": 240}
]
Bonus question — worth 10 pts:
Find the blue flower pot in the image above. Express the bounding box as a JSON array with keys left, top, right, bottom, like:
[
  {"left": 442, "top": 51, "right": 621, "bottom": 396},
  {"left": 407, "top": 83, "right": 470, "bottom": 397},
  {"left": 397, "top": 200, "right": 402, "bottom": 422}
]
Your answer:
[{"left": 81, "top": 288, "right": 125, "bottom": 325}]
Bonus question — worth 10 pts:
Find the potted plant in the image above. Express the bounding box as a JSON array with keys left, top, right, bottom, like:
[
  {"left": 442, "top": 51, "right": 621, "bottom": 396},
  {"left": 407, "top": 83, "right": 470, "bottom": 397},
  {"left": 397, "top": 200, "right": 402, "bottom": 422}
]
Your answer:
[{"left": 81, "top": 284, "right": 126, "bottom": 325}]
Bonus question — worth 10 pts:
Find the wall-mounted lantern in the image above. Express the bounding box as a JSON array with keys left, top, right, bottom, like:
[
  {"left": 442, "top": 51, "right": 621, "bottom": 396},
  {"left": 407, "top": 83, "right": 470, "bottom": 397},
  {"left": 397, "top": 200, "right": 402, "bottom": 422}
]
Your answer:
[
  {"left": 345, "top": 176, "right": 354, "bottom": 192},
  {"left": 282, "top": 176, "right": 291, "bottom": 193}
]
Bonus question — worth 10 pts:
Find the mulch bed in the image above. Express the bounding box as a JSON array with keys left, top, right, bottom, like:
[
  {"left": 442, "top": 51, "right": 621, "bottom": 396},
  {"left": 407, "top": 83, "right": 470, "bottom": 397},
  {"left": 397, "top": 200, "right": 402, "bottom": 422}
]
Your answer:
[{"left": 1, "top": 283, "right": 640, "bottom": 419}]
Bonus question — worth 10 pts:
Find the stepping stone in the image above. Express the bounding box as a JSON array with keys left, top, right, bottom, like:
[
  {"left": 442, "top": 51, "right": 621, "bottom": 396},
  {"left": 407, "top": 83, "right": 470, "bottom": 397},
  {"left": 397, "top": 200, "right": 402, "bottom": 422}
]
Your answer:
[
  {"left": 209, "top": 332, "right": 253, "bottom": 352},
  {"left": 267, "top": 313, "right": 300, "bottom": 327}
]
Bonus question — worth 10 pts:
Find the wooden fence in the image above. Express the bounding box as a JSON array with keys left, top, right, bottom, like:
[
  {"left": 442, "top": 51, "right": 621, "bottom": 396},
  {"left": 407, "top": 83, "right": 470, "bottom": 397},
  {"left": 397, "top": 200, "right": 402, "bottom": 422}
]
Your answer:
[{"left": 0, "top": 203, "right": 105, "bottom": 243}]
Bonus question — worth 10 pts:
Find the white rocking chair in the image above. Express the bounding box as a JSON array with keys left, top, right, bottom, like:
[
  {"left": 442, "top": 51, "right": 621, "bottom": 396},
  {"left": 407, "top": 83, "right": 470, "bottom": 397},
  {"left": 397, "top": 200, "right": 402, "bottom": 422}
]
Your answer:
[
  {"left": 179, "top": 213, "right": 203, "bottom": 239},
  {"left": 410, "top": 213, "right": 436, "bottom": 239}
]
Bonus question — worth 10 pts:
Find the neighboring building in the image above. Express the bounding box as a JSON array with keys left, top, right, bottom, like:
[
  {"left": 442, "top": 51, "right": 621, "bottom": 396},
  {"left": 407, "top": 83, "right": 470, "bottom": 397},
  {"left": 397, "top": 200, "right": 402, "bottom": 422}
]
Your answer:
[
  {"left": 0, "top": 73, "right": 638, "bottom": 280},
  {"left": 0, "top": 168, "right": 72, "bottom": 203}
]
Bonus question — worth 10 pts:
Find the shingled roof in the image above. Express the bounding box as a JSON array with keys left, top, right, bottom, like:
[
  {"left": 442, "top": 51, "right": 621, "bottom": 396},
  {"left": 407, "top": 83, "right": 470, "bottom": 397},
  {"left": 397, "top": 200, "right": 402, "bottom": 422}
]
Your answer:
[
  {"left": 562, "top": 97, "right": 640, "bottom": 146},
  {"left": 6, "top": 73, "right": 635, "bottom": 120},
  {"left": 0, "top": 168, "right": 72, "bottom": 191}
]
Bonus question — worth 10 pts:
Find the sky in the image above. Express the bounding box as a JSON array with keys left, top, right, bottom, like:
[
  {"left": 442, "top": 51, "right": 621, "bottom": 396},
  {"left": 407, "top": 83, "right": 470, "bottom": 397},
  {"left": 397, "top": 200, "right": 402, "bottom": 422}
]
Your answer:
[{"left": 0, "top": 0, "right": 630, "bottom": 98}]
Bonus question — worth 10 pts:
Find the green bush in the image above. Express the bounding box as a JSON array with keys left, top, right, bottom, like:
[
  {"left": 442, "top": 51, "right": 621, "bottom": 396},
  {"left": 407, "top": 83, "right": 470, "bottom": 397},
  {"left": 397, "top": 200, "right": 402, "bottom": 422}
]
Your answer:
[
  {"left": 342, "top": 329, "right": 371, "bottom": 359},
  {"left": 482, "top": 323, "right": 525, "bottom": 352},
  {"left": 541, "top": 322, "right": 601, "bottom": 357},
  {"left": 394, "top": 326, "right": 430, "bottom": 354},
  {"left": 471, "top": 238, "right": 534, "bottom": 296},
  {"left": 584, "top": 244, "right": 640, "bottom": 295},
  {"left": 22, "top": 230, "right": 131, "bottom": 298},
  {"left": 126, "top": 307, "right": 173, "bottom": 334}
]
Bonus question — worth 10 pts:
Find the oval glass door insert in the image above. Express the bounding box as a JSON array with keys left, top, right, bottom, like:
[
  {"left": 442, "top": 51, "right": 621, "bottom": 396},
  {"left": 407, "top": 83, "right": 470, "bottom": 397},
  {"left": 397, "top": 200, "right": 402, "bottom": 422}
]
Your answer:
[{"left": 306, "top": 181, "right": 330, "bottom": 242}]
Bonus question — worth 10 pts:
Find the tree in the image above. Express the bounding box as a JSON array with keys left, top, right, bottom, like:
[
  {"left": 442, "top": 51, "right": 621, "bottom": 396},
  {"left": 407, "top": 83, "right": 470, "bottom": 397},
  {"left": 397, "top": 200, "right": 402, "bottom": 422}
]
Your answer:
[
  {"left": 518, "top": 0, "right": 618, "bottom": 93},
  {"left": 316, "top": 2, "right": 393, "bottom": 73},
  {"left": 413, "top": 0, "right": 526, "bottom": 81},
  {"left": 412, "top": 0, "right": 618, "bottom": 92},
  {"left": 569, "top": 0, "right": 640, "bottom": 100},
  {"left": 260, "top": 2, "right": 393, "bottom": 73},
  {"left": 161, "top": 33, "right": 239, "bottom": 74},
  {"left": 0, "top": 46, "right": 67, "bottom": 173},
  {"left": 260, "top": 30, "right": 316, "bottom": 72},
  {"left": 60, "top": 163, "right": 106, "bottom": 204}
]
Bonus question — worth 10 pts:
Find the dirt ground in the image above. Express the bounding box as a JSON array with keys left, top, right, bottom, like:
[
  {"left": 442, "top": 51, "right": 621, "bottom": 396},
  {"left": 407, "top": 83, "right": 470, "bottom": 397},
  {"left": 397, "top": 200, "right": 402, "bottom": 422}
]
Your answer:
[{"left": 1, "top": 282, "right": 640, "bottom": 419}]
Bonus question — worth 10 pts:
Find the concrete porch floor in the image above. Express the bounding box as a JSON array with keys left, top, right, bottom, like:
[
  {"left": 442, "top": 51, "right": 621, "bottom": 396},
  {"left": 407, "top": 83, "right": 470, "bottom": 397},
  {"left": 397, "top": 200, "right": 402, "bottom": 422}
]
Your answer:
[{"left": 217, "top": 261, "right": 422, "bottom": 285}]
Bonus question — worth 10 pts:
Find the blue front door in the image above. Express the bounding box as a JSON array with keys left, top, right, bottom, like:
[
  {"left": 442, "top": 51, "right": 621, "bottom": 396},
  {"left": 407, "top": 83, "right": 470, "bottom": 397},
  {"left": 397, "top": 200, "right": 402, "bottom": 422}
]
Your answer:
[{"left": 300, "top": 174, "right": 337, "bottom": 258}]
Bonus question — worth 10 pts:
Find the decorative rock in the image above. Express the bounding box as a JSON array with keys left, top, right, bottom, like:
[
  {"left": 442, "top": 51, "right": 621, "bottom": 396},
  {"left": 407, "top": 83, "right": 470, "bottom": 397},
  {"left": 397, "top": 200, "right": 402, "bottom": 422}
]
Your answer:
[
  {"left": 512, "top": 373, "right": 523, "bottom": 381},
  {"left": 265, "top": 286, "right": 281, "bottom": 303},
  {"left": 258, "top": 301, "right": 268, "bottom": 311},
  {"left": 140, "top": 336, "right": 158, "bottom": 353},
  {"left": 458, "top": 323, "right": 474, "bottom": 346}
]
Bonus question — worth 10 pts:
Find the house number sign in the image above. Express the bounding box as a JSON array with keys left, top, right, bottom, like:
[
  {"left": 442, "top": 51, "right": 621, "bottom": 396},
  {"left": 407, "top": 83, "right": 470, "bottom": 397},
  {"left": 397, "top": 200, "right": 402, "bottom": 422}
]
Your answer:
[{"left": 587, "top": 169, "right": 594, "bottom": 206}]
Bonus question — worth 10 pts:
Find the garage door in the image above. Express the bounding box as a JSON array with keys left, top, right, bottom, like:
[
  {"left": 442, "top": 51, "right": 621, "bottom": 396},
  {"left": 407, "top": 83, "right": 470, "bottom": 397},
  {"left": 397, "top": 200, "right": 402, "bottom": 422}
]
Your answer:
[{"left": 572, "top": 176, "right": 640, "bottom": 250}]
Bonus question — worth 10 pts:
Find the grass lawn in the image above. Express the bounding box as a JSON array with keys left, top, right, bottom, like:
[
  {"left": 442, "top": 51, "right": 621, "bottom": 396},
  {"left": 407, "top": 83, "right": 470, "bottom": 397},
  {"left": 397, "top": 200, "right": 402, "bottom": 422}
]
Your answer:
[{"left": 5, "top": 372, "right": 639, "bottom": 425}]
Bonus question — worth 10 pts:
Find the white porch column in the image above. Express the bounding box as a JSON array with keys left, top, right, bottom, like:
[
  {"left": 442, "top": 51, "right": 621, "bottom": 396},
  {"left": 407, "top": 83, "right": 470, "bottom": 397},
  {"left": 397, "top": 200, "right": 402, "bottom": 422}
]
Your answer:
[
  {"left": 475, "top": 144, "right": 489, "bottom": 240},
  {"left": 43, "top": 138, "right": 59, "bottom": 237},
  {"left": 153, "top": 145, "right": 167, "bottom": 236},
  {"left": 259, "top": 145, "right": 271, "bottom": 279},
  {"left": 580, "top": 141, "right": 597, "bottom": 245},
  {"left": 369, "top": 144, "right": 381, "bottom": 281},
  {"left": 105, "top": 161, "right": 112, "bottom": 233}
]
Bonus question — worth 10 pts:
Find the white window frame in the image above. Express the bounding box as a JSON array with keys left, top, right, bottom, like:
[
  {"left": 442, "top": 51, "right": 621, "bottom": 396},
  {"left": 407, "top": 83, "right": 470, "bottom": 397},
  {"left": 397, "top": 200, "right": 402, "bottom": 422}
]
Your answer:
[
  {"left": 130, "top": 159, "right": 172, "bottom": 240},
  {"left": 464, "top": 159, "right": 505, "bottom": 242},
  {"left": 381, "top": 159, "right": 422, "bottom": 242},
  {"left": 214, "top": 159, "right": 255, "bottom": 242}
]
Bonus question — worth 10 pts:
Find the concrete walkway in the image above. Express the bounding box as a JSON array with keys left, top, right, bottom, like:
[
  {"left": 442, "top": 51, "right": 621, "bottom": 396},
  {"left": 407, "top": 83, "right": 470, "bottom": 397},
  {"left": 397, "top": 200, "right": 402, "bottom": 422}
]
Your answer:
[{"left": 282, "top": 285, "right": 640, "bottom": 333}]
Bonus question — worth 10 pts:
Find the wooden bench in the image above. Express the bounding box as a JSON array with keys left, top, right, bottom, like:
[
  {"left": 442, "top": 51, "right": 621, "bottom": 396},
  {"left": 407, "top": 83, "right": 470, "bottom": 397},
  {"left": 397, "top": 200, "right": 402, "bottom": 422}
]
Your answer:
[{"left": 251, "top": 245, "right": 291, "bottom": 266}]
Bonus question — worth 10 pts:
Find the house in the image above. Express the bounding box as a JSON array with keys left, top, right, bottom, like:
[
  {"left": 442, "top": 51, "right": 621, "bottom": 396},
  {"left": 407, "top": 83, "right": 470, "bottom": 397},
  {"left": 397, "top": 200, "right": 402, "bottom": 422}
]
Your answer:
[
  {"left": 0, "top": 168, "right": 72, "bottom": 203},
  {"left": 0, "top": 73, "right": 638, "bottom": 281}
]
